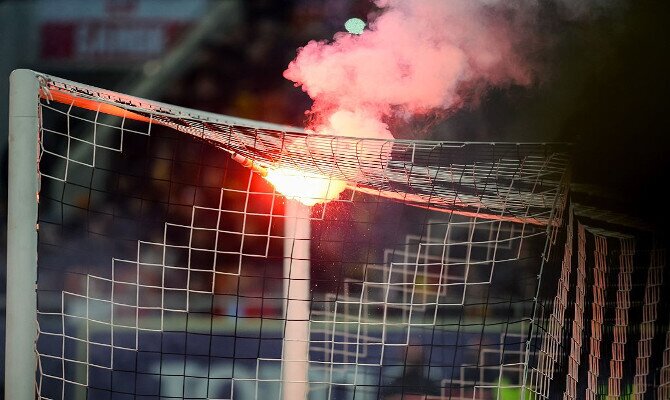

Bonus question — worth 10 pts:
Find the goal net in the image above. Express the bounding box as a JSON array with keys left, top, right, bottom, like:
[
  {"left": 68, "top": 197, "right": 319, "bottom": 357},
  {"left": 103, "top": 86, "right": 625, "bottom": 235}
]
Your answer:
[{"left": 6, "top": 69, "right": 668, "bottom": 399}]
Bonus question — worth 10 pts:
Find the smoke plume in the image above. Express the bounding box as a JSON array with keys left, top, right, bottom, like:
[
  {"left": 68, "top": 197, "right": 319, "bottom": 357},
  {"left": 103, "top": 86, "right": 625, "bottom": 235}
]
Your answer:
[
  {"left": 284, "top": 0, "right": 616, "bottom": 140},
  {"left": 284, "top": 0, "right": 533, "bottom": 139}
]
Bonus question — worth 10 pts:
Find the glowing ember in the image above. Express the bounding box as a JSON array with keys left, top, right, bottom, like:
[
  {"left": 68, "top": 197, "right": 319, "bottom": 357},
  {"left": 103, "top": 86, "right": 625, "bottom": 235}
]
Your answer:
[{"left": 264, "top": 167, "right": 346, "bottom": 206}]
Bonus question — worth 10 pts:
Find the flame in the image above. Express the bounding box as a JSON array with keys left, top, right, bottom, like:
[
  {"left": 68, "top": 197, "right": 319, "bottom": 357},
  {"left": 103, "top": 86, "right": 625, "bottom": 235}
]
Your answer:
[{"left": 264, "top": 167, "right": 347, "bottom": 206}]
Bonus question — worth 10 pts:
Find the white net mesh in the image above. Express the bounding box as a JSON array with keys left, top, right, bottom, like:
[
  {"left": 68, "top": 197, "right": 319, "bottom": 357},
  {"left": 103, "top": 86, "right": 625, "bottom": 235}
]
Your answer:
[{"left": 6, "top": 71, "right": 663, "bottom": 399}]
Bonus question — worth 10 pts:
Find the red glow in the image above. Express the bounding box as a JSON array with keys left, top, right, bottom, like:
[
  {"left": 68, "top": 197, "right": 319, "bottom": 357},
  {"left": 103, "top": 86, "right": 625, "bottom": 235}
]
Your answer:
[{"left": 42, "top": 89, "right": 151, "bottom": 122}]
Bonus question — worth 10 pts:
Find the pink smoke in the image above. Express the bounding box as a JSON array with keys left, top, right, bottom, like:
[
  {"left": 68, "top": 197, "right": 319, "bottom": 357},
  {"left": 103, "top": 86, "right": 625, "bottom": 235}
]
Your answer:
[{"left": 284, "top": 0, "right": 535, "bottom": 140}]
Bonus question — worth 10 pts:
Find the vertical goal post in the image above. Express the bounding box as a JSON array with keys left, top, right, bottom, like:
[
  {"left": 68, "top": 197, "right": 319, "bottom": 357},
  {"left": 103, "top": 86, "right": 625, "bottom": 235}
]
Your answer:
[
  {"left": 281, "top": 201, "right": 311, "bottom": 400},
  {"left": 6, "top": 69, "right": 40, "bottom": 400}
]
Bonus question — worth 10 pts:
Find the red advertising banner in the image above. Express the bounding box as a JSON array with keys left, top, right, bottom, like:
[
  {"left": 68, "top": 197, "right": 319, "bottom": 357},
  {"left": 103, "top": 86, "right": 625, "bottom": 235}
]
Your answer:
[{"left": 37, "top": 0, "right": 207, "bottom": 64}]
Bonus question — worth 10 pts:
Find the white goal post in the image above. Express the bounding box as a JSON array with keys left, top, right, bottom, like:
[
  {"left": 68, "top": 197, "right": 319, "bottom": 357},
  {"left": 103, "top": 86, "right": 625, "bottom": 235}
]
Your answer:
[{"left": 6, "top": 68, "right": 41, "bottom": 400}]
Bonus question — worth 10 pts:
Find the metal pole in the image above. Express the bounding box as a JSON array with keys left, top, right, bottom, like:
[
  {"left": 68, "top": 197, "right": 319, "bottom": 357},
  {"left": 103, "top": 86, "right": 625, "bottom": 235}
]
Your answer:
[
  {"left": 282, "top": 200, "right": 311, "bottom": 400},
  {"left": 6, "top": 68, "right": 39, "bottom": 399}
]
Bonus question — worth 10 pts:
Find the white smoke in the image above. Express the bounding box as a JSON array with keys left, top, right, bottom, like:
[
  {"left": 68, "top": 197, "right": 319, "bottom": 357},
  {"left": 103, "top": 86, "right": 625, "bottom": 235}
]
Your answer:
[{"left": 285, "top": 0, "right": 622, "bottom": 140}]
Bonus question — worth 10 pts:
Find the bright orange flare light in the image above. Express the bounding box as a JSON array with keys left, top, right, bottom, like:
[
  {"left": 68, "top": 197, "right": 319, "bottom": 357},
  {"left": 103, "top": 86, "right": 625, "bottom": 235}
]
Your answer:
[{"left": 264, "top": 167, "right": 347, "bottom": 206}]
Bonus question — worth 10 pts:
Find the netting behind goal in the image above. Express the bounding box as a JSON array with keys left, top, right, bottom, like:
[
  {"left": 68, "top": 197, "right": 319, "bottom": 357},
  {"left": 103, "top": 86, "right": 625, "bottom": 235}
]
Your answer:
[{"left": 6, "top": 70, "right": 668, "bottom": 399}]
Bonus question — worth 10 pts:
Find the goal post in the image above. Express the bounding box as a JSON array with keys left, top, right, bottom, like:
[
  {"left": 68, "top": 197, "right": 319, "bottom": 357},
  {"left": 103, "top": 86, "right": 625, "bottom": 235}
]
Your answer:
[
  {"left": 4, "top": 68, "right": 573, "bottom": 400},
  {"left": 281, "top": 201, "right": 311, "bottom": 400},
  {"left": 6, "top": 69, "right": 40, "bottom": 400},
  {"left": 7, "top": 68, "right": 667, "bottom": 399}
]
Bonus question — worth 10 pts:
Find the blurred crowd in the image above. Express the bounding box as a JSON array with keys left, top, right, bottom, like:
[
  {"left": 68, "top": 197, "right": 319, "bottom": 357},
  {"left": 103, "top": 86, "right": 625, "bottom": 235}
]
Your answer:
[{"left": 162, "top": 0, "right": 375, "bottom": 127}]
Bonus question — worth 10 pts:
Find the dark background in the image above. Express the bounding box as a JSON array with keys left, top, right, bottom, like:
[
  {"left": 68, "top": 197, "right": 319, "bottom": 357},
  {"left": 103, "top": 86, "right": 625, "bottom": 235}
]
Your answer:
[{"left": 1, "top": 0, "right": 669, "bottom": 394}]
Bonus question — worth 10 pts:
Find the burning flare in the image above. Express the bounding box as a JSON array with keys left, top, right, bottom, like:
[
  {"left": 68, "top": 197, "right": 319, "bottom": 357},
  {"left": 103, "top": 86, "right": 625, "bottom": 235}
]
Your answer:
[
  {"left": 231, "top": 153, "right": 346, "bottom": 206},
  {"left": 264, "top": 167, "right": 347, "bottom": 206}
]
